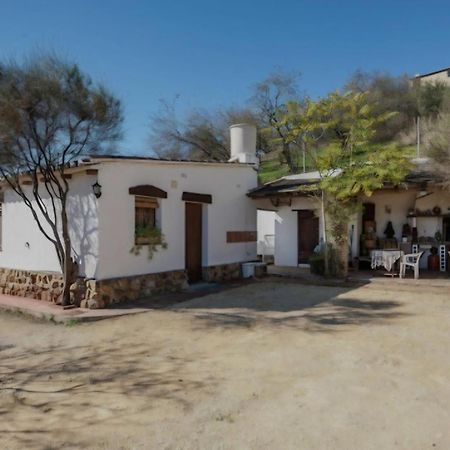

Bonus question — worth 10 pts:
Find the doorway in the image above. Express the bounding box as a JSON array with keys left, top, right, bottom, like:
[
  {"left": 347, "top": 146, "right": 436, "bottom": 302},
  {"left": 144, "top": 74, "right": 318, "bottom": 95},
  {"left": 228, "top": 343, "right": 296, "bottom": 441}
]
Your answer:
[
  {"left": 444, "top": 217, "right": 450, "bottom": 242},
  {"left": 297, "top": 210, "right": 319, "bottom": 264},
  {"left": 185, "top": 202, "right": 203, "bottom": 283}
]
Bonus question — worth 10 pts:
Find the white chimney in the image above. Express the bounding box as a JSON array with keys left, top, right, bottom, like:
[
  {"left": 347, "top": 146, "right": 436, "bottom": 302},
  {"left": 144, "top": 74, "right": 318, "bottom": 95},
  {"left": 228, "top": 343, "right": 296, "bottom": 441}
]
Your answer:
[{"left": 229, "top": 123, "right": 259, "bottom": 167}]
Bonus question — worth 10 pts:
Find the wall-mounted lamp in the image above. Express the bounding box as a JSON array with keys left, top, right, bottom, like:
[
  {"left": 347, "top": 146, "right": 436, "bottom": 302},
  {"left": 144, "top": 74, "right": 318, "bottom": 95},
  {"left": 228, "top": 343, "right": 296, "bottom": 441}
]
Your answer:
[{"left": 92, "top": 181, "right": 102, "bottom": 199}]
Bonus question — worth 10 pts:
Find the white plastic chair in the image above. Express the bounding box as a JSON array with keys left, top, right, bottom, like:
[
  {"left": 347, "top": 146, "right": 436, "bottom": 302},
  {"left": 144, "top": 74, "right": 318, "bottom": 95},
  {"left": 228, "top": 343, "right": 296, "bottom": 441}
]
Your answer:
[{"left": 399, "top": 252, "right": 424, "bottom": 279}]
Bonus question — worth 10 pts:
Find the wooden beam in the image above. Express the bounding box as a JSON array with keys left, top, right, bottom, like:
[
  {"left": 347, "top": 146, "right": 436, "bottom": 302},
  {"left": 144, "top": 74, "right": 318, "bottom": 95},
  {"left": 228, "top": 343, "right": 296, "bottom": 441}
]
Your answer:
[
  {"left": 39, "top": 174, "right": 71, "bottom": 182},
  {"left": 182, "top": 191, "right": 212, "bottom": 204},
  {"left": 226, "top": 231, "right": 257, "bottom": 243},
  {"left": 129, "top": 185, "right": 168, "bottom": 199},
  {"left": 85, "top": 169, "right": 98, "bottom": 175}
]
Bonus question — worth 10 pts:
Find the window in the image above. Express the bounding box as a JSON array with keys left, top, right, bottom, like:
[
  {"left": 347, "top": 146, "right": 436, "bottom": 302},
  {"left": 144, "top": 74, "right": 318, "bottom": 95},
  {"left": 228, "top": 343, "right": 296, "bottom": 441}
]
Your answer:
[{"left": 134, "top": 196, "right": 158, "bottom": 244}]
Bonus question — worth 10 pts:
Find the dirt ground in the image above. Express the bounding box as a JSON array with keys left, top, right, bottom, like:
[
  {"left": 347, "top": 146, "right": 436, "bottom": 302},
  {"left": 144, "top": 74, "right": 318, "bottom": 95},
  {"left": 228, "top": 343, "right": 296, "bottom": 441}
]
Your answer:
[{"left": 1, "top": 280, "right": 450, "bottom": 450}]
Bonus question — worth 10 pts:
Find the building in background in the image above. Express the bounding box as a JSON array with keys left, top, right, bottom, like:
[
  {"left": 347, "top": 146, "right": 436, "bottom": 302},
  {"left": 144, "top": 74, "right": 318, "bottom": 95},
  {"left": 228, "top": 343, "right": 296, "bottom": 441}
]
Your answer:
[
  {"left": 251, "top": 163, "right": 450, "bottom": 272},
  {"left": 413, "top": 67, "right": 450, "bottom": 85}
]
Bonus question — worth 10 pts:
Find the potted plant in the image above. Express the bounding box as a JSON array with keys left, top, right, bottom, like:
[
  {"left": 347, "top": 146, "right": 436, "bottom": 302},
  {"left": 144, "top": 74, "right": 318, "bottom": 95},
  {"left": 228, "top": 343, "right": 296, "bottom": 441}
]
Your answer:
[
  {"left": 131, "top": 226, "right": 168, "bottom": 258},
  {"left": 428, "top": 246, "right": 439, "bottom": 271},
  {"left": 402, "top": 223, "right": 411, "bottom": 243},
  {"left": 362, "top": 223, "right": 377, "bottom": 253}
]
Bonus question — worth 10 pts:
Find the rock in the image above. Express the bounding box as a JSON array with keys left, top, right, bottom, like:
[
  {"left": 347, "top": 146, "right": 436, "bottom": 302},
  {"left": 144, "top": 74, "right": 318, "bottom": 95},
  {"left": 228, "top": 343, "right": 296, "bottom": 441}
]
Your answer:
[
  {"left": 86, "top": 279, "right": 96, "bottom": 291},
  {"left": 69, "top": 279, "right": 86, "bottom": 306},
  {"left": 87, "top": 298, "right": 105, "bottom": 309}
]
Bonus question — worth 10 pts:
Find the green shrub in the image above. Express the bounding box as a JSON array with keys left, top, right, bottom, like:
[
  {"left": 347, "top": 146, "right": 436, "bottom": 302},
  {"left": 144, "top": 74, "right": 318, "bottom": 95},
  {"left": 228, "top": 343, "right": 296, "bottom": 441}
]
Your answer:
[
  {"left": 309, "top": 244, "right": 338, "bottom": 276},
  {"left": 309, "top": 254, "right": 325, "bottom": 275}
]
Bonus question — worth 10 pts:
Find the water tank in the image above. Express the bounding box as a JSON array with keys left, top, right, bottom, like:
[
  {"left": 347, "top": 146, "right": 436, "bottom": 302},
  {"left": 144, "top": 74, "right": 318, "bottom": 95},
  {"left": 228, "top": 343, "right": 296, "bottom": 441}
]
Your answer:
[{"left": 229, "top": 123, "right": 258, "bottom": 165}]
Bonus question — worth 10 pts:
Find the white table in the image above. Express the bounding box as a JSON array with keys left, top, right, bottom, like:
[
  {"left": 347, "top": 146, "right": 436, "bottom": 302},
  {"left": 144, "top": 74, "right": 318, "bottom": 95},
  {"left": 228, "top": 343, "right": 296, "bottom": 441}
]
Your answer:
[{"left": 371, "top": 249, "right": 404, "bottom": 273}]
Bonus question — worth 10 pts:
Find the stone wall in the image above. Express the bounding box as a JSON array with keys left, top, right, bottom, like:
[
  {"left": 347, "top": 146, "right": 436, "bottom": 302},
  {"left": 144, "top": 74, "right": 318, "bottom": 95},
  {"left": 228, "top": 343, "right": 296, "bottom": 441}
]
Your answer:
[
  {"left": 0, "top": 268, "right": 64, "bottom": 303},
  {"left": 203, "top": 262, "right": 242, "bottom": 282},
  {"left": 80, "top": 270, "right": 188, "bottom": 309},
  {"left": 0, "top": 264, "right": 251, "bottom": 310},
  {"left": 0, "top": 266, "right": 189, "bottom": 309},
  {"left": 203, "top": 261, "right": 267, "bottom": 281}
]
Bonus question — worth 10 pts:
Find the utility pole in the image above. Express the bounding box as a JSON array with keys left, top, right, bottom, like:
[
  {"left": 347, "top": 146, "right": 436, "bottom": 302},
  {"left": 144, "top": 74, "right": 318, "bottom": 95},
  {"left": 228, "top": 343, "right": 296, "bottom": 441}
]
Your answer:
[
  {"left": 302, "top": 143, "right": 306, "bottom": 172},
  {"left": 416, "top": 115, "right": 421, "bottom": 158}
]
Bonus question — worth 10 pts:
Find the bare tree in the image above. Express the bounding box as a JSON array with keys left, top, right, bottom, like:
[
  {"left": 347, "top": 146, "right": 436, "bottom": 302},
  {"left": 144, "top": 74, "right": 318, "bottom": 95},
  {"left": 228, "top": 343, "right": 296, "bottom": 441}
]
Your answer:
[
  {"left": 0, "top": 56, "right": 122, "bottom": 305},
  {"left": 148, "top": 70, "right": 302, "bottom": 166},
  {"left": 250, "top": 70, "right": 307, "bottom": 172},
  {"left": 148, "top": 97, "right": 260, "bottom": 161}
]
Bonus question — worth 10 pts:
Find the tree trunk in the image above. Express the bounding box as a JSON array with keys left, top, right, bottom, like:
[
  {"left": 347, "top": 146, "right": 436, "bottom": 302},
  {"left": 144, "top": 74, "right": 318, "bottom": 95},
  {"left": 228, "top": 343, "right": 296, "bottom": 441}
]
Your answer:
[
  {"left": 282, "top": 142, "right": 297, "bottom": 173},
  {"left": 60, "top": 197, "right": 73, "bottom": 306},
  {"left": 337, "top": 235, "right": 349, "bottom": 279},
  {"left": 320, "top": 191, "right": 330, "bottom": 277}
]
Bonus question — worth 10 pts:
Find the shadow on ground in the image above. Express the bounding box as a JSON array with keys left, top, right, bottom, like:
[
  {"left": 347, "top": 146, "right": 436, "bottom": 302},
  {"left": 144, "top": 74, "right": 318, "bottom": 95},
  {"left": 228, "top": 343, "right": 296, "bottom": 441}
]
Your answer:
[
  {"left": 172, "top": 281, "right": 408, "bottom": 331},
  {"left": 0, "top": 281, "right": 411, "bottom": 448},
  {"left": 0, "top": 336, "right": 210, "bottom": 449}
]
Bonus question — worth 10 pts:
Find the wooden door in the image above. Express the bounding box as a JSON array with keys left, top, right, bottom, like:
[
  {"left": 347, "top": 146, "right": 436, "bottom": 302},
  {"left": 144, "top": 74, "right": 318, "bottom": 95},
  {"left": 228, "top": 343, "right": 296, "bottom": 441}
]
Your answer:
[
  {"left": 185, "top": 202, "right": 203, "bottom": 283},
  {"left": 362, "top": 202, "right": 375, "bottom": 221},
  {"left": 298, "top": 210, "right": 319, "bottom": 264}
]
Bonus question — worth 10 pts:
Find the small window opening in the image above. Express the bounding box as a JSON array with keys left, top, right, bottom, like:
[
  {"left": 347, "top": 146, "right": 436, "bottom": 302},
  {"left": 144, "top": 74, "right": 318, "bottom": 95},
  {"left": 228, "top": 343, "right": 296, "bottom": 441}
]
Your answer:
[{"left": 134, "top": 196, "right": 159, "bottom": 245}]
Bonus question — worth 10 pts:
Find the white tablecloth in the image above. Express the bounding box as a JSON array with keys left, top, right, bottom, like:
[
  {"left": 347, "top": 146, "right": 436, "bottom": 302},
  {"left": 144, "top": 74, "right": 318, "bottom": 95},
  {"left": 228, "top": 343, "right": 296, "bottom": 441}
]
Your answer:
[{"left": 371, "top": 250, "right": 403, "bottom": 272}]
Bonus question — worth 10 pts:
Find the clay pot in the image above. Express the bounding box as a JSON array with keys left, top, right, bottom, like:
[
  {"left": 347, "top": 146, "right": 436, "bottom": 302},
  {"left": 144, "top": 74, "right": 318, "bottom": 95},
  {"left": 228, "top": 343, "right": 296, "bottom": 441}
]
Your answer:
[{"left": 428, "top": 254, "right": 439, "bottom": 271}]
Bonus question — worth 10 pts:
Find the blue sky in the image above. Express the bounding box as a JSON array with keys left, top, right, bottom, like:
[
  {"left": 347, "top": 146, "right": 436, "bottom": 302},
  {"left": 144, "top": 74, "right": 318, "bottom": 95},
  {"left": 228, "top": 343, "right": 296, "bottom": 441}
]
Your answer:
[{"left": 1, "top": 0, "right": 449, "bottom": 154}]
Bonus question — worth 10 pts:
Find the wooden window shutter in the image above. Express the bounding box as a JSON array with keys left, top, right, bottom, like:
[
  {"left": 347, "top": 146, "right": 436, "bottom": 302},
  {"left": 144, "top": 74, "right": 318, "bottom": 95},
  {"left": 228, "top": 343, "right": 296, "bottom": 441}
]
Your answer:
[{"left": 135, "top": 196, "right": 159, "bottom": 209}]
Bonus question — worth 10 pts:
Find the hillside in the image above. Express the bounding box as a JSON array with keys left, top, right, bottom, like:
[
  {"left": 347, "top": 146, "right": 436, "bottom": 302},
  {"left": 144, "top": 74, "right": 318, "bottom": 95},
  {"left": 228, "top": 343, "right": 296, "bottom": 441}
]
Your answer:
[{"left": 257, "top": 144, "right": 416, "bottom": 185}]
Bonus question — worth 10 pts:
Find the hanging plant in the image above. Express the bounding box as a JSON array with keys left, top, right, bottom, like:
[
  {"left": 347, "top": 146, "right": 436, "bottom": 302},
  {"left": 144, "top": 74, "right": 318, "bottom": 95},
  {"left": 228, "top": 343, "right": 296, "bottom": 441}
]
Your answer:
[{"left": 130, "top": 226, "right": 168, "bottom": 259}]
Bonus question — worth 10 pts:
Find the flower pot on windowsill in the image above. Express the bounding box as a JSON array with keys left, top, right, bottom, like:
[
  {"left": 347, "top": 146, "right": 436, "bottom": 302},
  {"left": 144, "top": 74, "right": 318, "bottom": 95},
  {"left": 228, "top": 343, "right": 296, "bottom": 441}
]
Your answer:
[
  {"left": 132, "top": 226, "right": 167, "bottom": 259},
  {"left": 135, "top": 236, "right": 163, "bottom": 246},
  {"left": 135, "top": 236, "right": 151, "bottom": 245}
]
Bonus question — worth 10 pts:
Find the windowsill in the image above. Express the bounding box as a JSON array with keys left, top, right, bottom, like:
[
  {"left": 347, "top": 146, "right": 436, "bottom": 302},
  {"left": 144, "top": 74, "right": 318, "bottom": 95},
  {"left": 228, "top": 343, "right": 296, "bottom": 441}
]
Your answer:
[
  {"left": 135, "top": 237, "right": 151, "bottom": 245},
  {"left": 135, "top": 237, "right": 163, "bottom": 246}
]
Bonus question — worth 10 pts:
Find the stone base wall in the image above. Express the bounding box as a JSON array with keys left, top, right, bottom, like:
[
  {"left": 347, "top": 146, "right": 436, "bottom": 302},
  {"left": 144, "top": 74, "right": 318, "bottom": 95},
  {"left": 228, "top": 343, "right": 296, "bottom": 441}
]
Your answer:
[
  {"left": 0, "top": 263, "right": 255, "bottom": 310},
  {"left": 0, "top": 267, "right": 188, "bottom": 310},
  {"left": 80, "top": 270, "right": 189, "bottom": 309},
  {"left": 203, "top": 262, "right": 242, "bottom": 282},
  {"left": 0, "top": 268, "right": 64, "bottom": 303}
]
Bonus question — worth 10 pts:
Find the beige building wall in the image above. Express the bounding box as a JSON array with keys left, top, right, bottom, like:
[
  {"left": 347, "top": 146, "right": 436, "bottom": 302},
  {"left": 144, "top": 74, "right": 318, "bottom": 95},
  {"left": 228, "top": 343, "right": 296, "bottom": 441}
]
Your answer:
[{"left": 416, "top": 69, "right": 450, "bottom": 85}]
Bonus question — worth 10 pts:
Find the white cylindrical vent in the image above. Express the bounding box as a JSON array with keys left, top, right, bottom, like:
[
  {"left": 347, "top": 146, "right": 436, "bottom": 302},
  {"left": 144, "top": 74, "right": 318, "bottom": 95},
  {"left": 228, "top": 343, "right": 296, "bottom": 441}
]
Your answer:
[{"left": 229, "top": 123, "right": 257, "bottom": 165}]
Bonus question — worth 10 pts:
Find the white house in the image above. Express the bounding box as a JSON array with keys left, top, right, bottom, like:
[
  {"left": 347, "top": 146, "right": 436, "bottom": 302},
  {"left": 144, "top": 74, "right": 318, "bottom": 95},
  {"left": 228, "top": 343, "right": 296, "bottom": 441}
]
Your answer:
[
  {"left": 0, "top": 124, "right": 259, "bottom": 308},
  {"left": 252, "top": 164, "right": 450, "bottom": 272}
]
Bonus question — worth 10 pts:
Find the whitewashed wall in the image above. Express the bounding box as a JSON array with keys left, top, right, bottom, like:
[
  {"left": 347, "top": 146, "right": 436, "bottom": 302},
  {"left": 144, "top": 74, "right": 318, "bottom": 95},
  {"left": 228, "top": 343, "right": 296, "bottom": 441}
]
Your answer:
[
  {"left": 96, "top": 160, "right": 257, "bottom": 279},
  {"left": 363, "top": 190, "right": 417, "bottom": 241},
  {"left": 0, "top": 173, "right": 99, "bottom": 277},
  {"left": 363, "top": 188, "right": 450, "bottom": 241},
  {"left": 275, "top": 197, "right": 323, "bottom": 266},
  {"left": 252, "top": 186, "right": 450, "bottom": 268},
  {"left": 253, "top": 196, "right": 323, "bottom": 267},
  {"left": 257, "top": 210, "right": 275, "bottom": 255}
]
